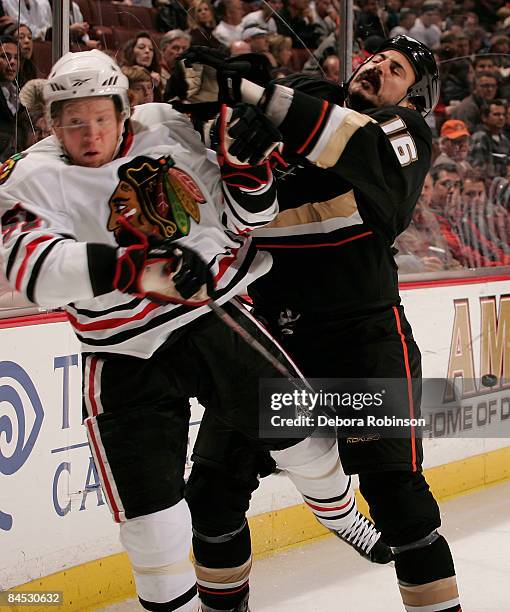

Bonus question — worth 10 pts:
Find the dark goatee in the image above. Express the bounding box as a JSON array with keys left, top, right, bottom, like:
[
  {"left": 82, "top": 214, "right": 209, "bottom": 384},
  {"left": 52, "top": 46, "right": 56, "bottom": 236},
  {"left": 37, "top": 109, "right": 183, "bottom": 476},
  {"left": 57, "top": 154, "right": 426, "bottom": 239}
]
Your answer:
[{"left": 346, "top": 90, "right": 377, "bottom": 112}]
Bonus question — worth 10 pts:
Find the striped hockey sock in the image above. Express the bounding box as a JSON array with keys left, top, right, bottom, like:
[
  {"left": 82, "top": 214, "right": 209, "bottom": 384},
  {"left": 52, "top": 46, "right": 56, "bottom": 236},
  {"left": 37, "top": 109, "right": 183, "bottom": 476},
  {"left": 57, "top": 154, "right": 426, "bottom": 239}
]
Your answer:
[{"left": 193, "top": 520, "right": 251, "bottom": 611}]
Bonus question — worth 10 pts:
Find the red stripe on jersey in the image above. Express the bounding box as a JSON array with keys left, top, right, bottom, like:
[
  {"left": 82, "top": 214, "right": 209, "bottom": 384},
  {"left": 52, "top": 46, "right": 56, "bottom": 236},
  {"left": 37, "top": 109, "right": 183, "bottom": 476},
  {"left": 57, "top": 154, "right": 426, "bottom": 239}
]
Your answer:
[
  {"left": 256, "top": 231, "right": 373, "bottom": 249},
  {"left": 15, "top": 235, "right": 54, "bottom": 291},
  {"left": 67, "top": 301, "right": 160, "bottom": 331},
  {"left": 118, "top": 123, "right": 134, "bottom": 157},
  {"left": 88, "top": 357, "right": 99, "bottom": 417},
  {"left": 296, "top": 100, "right": 329, "bottom": 154},
  {"left": 86, "top": 419, "right": 122, "bottom": 523},
  {"left": 305, "top": 496, "right": 352, "bottom": 512},
  {"left": 392, "top": 306, "right": 417, "bottom": 472},
  {"left": 214, "top": 248, "right": 239, "bottom": 283}
]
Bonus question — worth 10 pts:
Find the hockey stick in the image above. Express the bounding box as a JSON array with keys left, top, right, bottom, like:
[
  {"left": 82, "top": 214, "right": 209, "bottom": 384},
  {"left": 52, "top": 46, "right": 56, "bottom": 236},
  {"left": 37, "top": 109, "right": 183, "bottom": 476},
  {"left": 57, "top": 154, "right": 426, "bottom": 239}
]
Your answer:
[
  {"left": 207, "top": 298, "right": 313, "bottom": 393},
  {"left": 141, "top": 259, "right": 313, "bottom": 393}
]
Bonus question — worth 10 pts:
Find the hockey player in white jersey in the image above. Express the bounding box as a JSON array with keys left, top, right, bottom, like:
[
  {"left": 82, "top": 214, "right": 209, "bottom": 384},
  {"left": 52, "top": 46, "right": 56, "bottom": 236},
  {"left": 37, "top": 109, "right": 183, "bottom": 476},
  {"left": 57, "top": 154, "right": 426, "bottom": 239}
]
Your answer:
[{"left": 0, "top": 50, "right": 389, "bottom": 612}]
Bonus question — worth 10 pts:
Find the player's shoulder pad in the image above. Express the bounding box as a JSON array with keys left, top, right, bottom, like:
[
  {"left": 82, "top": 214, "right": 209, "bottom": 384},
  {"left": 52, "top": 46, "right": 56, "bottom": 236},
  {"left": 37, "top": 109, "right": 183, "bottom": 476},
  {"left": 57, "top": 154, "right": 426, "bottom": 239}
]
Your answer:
[
  {"left": 0, "top": 136, "right": 64, "bottom": 188},
  {"left": 368, "top": 105, "right": 432, "bottom": 148},
  {"left": 131, "top": 102, "right": 191, "bottom": 131}
]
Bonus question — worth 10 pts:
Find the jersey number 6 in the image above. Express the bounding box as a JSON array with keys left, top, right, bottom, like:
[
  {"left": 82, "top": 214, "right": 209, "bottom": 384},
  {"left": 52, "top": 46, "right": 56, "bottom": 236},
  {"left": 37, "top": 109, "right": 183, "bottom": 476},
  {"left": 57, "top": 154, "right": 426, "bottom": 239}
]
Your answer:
[{"left": 380, "top": 117, "right": 418, "bottom": 167}]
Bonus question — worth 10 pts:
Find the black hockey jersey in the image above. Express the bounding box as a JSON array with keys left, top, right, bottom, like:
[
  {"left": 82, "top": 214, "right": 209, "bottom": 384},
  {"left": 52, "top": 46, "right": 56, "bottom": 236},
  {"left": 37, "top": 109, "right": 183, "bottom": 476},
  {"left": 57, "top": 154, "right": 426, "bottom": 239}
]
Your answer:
[{"left": 250, "top": 105, "right": 432, "bottom": 315}]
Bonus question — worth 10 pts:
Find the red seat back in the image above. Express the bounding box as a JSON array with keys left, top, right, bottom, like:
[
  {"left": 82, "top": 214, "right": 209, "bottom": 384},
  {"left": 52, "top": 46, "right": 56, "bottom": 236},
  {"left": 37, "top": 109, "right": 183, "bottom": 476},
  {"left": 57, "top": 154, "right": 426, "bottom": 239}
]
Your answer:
[
  {"left": 116, "top": 6, "right": 154, "bottom": 31},
  {"left": 32, "top": 40, "right": 53, "bottom": 77}
]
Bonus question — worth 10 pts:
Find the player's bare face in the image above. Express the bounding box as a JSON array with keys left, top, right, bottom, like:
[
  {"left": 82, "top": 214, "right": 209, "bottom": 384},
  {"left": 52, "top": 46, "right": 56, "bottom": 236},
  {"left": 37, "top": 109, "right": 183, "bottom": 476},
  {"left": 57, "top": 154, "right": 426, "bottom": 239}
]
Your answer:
[
  {"left": 348, "top": 50, "right": 416, "bottom": 111},
  {"left": 54, "top": 98, "right": 123, "bottom": 168}
]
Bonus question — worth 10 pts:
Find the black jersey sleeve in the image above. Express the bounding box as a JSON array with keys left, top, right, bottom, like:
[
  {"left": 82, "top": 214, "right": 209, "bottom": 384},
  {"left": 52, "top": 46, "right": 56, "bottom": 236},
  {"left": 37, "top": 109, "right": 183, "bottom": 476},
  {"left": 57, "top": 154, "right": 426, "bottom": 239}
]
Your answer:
[{"left": 270, "top": 84, "right": 432, "bottom": 243}]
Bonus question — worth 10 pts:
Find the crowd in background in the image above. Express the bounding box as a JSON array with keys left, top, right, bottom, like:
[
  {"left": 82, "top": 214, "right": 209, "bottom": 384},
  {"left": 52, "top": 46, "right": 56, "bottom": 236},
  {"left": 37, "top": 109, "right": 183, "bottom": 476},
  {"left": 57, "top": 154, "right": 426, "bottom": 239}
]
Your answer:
[{"left": 1, "top": 0, "right": 510, "bottom": 300}]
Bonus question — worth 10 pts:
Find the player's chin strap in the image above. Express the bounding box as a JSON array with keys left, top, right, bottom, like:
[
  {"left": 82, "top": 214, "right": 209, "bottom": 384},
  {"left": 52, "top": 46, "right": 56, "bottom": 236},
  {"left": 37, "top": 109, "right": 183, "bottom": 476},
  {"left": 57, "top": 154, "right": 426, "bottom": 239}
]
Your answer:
[{"left": 390, "top": 529, "right": 440, "bottom": 555}]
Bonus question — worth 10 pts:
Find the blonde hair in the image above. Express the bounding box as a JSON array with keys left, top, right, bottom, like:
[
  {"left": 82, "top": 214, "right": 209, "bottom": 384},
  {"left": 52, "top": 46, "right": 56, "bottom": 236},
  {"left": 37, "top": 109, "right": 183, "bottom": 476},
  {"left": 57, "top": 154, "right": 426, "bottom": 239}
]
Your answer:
[
  {"left": 189, "top": 0, "right": 216, "bottom": 29},
  {"left": 121, "top": 65, "right": 152, "bottom": 87},
  {"left": 268, "top": 34, "right": 292, "bottom": 63}
]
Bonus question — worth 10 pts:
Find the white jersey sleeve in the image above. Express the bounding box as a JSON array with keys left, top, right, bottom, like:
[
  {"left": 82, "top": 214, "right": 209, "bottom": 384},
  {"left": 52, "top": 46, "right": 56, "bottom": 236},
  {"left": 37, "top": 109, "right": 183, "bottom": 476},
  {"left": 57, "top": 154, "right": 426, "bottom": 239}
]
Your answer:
[{"left": 0, "top": 147, "right": 99, "bottom": 308}]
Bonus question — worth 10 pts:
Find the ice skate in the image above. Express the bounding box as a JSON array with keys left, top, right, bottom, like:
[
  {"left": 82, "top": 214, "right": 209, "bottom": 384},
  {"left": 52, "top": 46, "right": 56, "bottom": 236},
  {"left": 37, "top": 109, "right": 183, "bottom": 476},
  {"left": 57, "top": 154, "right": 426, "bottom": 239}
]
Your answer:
[{"left": 332, "top": 511, "right": 393, "bottom": 564}]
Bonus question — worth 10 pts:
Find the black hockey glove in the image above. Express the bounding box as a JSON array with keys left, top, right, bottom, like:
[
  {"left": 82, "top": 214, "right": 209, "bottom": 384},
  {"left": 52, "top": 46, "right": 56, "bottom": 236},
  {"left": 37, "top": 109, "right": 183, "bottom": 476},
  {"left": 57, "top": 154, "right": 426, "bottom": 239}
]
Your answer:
[
  {"left": 113, "top": 219, "right": 215, "bottom": 306},
  {"left": 227, "top": 103, "right": 283, "bottom": 165},
  {"left": 181, "top": 46, "right": 252, "bottom": 105}
]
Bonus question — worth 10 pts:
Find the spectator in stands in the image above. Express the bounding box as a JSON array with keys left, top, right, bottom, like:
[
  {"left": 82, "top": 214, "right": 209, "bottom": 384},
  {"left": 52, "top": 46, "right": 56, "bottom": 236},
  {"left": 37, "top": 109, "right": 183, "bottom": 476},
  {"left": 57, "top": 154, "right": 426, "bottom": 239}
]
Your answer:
[
  {"left": 430, "top": 162, "right": 510, "bottom": 267},
  {"left": 489, "top": 36, "right": 510, "bottom": 100},
  {"left": 384, "top": 0, "right": 401, "bottom": 32},
  {"left": 159, "top": 29, "right": 190, "bottom": 90},
  {"left": 230, "top": 39, "right": 251, "bottom": 54},
  {"left": 471, "top": 26, "right": 491, "bottom": 54},
  {"left": 395, "top": 173, "right": 459, "bottom": 272},
  {"left": 267, "top": 33, "right": 292, "bottom": 69},
  {"left": 434, "top": 119, "right": 474, "bottom": 176},
  {"left": 121, "top": 32, "right": 163, "bottom": 100},
  {"left": 277, "top": 0, "right": 321, "bottom": 49},
  {"left": 153, "top": 0, "right": 189, "bottom": 32},
  {"left": 213, "top": 0, "right": 244, "bottom": 47},
  {"left": 441, "top": 58, "right": 474, "bottom": 106},
  {"left": 0, "top": 35, "right": 27, "bottom": 161},
  {"left": 240, "top": 0, "right": 281, "bottom": 34},
  {"left": 504, "top": 102, "right": 510, "bottom": 140},
  {"left": 409, "top": 3, "right": 441, "bottom": 49},
  {"left": 451, "top": 70, "right": 499, "bottom": 132},
  {"left": 9, "top": 23, "right": 36, "bottom": 87},
  {"left": 463, "top": 10, "right": 480, "bottom": 36},
  {"left": 311, "top": 0, "right": 338, "bottom": 43},
  {"left": 0, "top": 2, "right": 14, "bottom": 33},
  {"left": 122, "top": 65, "right": 154, "bottom": 107},
  {"left": 2, "top": 0, "right": 51, "bottom": 41},
  {"left": 473, "top": 55, "right": 497, "bottom": 78},
  {"left": 18, "top": 76, "right": 49, "bottom": 146},
  {"left": 488, "top": 34, "right": 510, "bottom": 75},
  {"left": 469, "top": 99, "right": 510, "bottom": 179},
  {"left": 242, "top": 25, "right": 269, "bottom": 53},
  {"left": 189, "top": 0, "right": 222, "bottom": 48},
  {"left": 322, "top": 53, "right": 340, "bottom": 82},
  {"left": 454, "top": 171, "right": 510, "bottom": 266},
  {"left": 430, "top": 162, "right": 463, "bottom": 214},
  {"left": 356, "top": 0, "right": 386, "bottom": 40},
  {"left": 67, "top": 1, "right": 101, "bottom": 49},
  {"left": 389, "top": 8, "right": 417, "bottom": 37},
  {"left": 454, "top": 32, "right": 470, "bottom": 58}
]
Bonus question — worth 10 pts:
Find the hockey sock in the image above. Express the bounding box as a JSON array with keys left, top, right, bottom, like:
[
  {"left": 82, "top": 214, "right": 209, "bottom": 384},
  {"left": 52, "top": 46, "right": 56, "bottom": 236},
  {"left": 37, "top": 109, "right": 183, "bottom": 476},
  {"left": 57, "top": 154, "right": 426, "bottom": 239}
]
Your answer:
[
  {"left": 395, "top": 534, "right": 460, "bottom": 611},
  {"left": 193, "top": 520, "right": 251, "bottom": 610},
  {"left": 271, "top": 437, "right": 357, "bottom": 531},
  {"left": 119, "top": 502, "right": 198, "bottom": 612}
]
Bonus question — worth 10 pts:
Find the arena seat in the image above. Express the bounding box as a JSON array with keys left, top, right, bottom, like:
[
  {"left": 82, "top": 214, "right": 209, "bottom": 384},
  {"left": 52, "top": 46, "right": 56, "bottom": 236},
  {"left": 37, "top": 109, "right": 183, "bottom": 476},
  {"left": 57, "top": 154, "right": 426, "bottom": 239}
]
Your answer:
[
  {"left": 116, "top": 6, "right": 154, "bottom": 31},
  {"left": 74, "top": 0, "right": 93, "bottom": 24},
  {"left": 32, "top": 40, "right": 53, "bottom": 77},
  {"left": 88, "top": 0, "right": 120, "bottom": 27}
]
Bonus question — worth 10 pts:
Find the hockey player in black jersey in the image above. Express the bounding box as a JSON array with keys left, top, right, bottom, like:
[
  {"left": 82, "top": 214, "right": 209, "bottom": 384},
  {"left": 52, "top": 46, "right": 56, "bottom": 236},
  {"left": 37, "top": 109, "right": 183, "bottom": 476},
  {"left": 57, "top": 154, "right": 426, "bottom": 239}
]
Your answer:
[{"left": 186, "top": 35, "right": 461, "bottom": 611}]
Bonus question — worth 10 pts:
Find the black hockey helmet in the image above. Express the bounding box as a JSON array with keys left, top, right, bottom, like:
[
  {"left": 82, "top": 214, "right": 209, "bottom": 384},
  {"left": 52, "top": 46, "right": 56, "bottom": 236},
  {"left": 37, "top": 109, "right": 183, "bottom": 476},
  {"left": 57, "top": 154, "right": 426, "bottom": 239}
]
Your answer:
[
  {"left": 377, "top": 35, "right": 440, "bottom": 116},
  {"left": 344, "top": 35, "right": 440, "bottom": 117}
]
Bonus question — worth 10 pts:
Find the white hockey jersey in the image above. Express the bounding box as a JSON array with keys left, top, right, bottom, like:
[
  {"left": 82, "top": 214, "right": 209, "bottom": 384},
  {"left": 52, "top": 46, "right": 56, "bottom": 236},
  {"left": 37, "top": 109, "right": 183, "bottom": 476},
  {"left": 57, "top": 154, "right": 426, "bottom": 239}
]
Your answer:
[{"left": 0, "top": 104, "right": 277, "bottom": 357}]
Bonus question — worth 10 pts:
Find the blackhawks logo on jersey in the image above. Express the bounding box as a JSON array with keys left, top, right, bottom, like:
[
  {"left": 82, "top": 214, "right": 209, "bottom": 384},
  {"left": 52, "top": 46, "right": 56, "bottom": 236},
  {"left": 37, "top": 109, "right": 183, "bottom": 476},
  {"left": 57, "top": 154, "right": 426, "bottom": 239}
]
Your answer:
[
  {"left": 107, "top": 155, "right": 206, "bottom": 241},
  {"left": 0, "top": 152, "right": 26, "bottom": 185}
]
